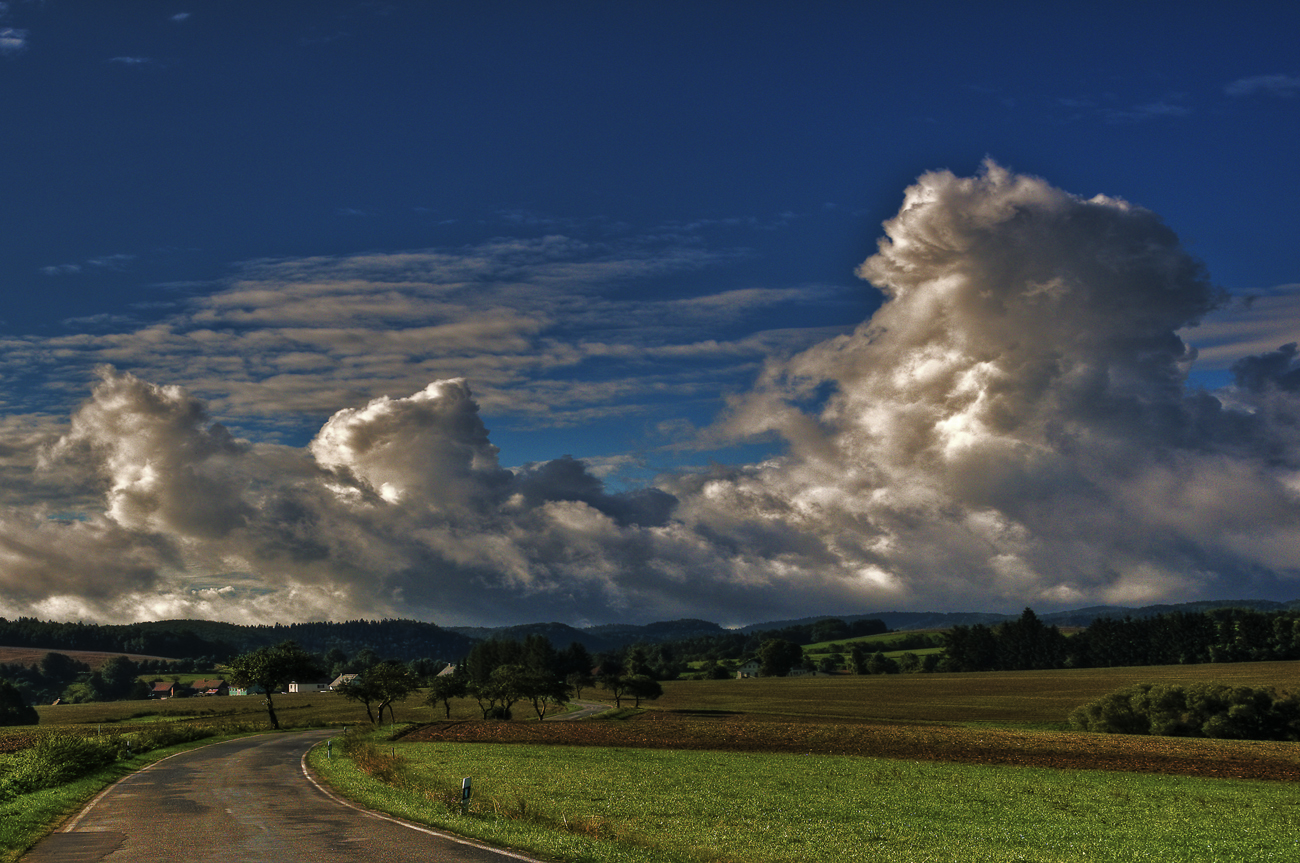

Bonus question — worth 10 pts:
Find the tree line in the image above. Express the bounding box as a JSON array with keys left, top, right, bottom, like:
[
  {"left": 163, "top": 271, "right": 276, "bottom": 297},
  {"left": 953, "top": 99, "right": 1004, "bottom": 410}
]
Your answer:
[
  {"left": 0, "top": 617, "right": 473, "bottom": 664},
  {"left": 941, "top": 607, "right": 1300, "bottom": 672}
]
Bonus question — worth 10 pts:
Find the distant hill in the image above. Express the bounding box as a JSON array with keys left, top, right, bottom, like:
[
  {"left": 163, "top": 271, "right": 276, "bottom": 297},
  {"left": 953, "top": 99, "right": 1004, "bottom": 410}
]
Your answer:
[
  {"left": 446, "top": 618, "right": 726, "bottom": 653},
  {"left": 450, "top": 599, "right": 1300, "bottom": 653},
  {"left": 5, "top": 599, "right": 1298, "bottom": 662},
  {"left": 742, "top": 600, "right": 1300, "bottom": 634}
]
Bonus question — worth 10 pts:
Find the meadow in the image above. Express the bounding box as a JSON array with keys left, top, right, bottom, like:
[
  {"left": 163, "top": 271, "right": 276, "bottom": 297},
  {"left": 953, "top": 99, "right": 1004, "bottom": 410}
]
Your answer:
[
  {"left": 305, "top": 661, "right": 1300, "bottom": 862},
  {"left": 308, "top": 736, "right": 1300, "bottom": 863}
]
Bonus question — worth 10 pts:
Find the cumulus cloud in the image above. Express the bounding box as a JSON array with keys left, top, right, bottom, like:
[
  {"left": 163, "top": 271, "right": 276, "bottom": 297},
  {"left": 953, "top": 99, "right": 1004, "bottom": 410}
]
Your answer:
[
  {"left": 2, "top": 163, "right": 1299, "bottom": 625},
  {"left": 693, "top": 161, "right": 1299, "bottom": 611}
]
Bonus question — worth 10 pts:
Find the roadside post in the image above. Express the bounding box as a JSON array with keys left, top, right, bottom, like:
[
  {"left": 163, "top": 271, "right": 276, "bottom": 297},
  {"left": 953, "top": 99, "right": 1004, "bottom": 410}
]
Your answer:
[
  {"left": 326, "top": 739, "right": 332, "bottom": 760},
  {"left": 460, "top": 777, "right": 472, "bottom": 815}
]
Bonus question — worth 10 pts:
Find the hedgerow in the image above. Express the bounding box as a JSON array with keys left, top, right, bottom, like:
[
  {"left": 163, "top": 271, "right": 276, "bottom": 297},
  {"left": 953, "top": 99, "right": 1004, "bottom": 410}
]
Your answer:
[{"left": 1069, "top": 682, "right": 1300, "bottom": 740}]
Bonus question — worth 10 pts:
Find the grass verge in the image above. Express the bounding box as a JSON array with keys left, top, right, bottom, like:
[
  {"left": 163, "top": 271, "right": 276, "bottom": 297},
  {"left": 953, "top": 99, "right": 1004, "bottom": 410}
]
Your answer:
[{"left": 308, "top": 729, "right": 1300, "bottom": 863}]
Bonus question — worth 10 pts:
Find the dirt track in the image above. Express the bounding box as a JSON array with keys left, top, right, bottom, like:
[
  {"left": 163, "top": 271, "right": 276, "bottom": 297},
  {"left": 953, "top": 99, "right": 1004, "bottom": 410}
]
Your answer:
[{"left": 402, "top": 712, "right": 1300, "bottom": 782}]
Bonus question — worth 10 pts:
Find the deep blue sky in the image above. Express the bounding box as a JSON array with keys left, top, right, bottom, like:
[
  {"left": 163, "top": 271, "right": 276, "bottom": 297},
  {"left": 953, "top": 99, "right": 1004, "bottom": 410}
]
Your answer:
[{"left": 1, "top": 2, "right": 1298, "bottom": 625}]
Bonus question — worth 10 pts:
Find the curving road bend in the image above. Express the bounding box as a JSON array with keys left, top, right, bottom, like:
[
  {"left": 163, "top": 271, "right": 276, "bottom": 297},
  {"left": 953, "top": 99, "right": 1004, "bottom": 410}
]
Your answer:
[{"left": 21, "top": 730, "right": 542, "bottom": 863}]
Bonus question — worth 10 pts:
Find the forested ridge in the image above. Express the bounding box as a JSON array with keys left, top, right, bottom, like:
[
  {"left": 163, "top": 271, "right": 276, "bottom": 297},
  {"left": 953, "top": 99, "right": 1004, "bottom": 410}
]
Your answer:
[{"left": 0, "top": 617, "right": 474, "bottom": 664}]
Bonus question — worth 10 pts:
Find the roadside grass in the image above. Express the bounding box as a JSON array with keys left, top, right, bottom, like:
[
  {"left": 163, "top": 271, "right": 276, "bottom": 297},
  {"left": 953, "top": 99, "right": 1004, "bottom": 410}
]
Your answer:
[
  {"left": 309, "top": 734, "right": 1300, "bottom": 863},
  {"left": 651, "top": 661, "right": 1300, "bottom": 727}
]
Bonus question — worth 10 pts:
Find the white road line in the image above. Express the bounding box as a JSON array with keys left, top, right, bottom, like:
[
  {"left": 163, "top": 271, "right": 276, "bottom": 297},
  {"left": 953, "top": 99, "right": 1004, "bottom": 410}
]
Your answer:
[{"left": 299, "top": 740, "right": 548, "bottom": 863}]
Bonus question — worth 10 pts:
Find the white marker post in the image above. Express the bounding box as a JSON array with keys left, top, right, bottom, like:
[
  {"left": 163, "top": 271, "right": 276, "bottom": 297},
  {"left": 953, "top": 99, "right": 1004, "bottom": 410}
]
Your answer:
[{"left": 460, "top": 777, "right": 472, "bottom": 815}]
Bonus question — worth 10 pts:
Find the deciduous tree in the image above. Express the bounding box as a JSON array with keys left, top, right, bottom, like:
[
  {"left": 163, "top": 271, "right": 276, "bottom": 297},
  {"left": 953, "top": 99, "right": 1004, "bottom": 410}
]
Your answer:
[
  {"left": 226, "top": 641, "right": 321, "bottom": 729},
  {"left": 337, "top": 660, "right": 419, "bottom": 725}
]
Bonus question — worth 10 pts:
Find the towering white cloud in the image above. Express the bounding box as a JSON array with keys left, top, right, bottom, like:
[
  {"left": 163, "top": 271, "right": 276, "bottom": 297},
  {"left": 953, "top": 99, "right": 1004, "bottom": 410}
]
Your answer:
[
  {"left": 2, "top": 162, "right": 1298, "bottom": 625},
  {"left": 694, "top": 160, "right": 1299, "bottom": 608}
]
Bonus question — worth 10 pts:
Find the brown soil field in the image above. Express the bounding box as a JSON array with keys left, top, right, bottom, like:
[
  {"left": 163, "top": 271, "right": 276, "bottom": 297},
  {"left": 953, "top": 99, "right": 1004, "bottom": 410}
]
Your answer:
[
  {"left": 0, "top": 646, "right": 176, "bottom": 668},
  {"left": 402, "top": 713, "right": 1300, "bottom": 782},
  {"left": 652, "top": 662, "right": 1300, "bottom": 725}
]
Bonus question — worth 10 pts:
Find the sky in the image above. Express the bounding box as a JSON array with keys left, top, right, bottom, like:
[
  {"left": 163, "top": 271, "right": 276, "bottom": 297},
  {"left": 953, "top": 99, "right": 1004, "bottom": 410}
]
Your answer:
[{"left": 1, "top": 2, "right": 1298, "bottom": 627}]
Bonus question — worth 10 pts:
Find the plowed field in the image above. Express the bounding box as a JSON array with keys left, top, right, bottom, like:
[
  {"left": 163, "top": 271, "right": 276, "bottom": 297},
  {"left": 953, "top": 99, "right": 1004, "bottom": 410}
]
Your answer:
[{"left": 402, "top": 713, "right": 1300, "bottom": 782}]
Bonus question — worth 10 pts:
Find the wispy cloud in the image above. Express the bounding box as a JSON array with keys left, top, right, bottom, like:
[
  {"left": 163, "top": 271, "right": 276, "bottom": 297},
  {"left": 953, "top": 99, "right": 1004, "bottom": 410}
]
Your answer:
[
  {"left": 5, "top": 236, "right": 837, "bottom": 444},
  {"left": 0, "top": 26, "right": 26, "bottom": 56},
  {"left": 40, "top": 253, "right": 135, "bottom": 275},
  {"left": 1224, "top": 74, "right": 1300, "bottom": 97},
  {"left": 1182, "top": 285, "right": 1300, "bottom": 369},
  {"left": 1103, "top": 99, "right": 1192, "bottom": 123}
]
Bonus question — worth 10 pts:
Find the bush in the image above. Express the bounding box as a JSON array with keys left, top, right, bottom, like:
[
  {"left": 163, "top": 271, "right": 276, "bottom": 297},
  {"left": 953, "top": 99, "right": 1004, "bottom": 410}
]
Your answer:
[
  {"left": 0, "top": 722, "right": 227, "bottom": 803},
  {"left": 0, "top": 679, "right": 38, "bottom": 727},
  {"left": 1069, "top": 682, "right": 1300, "bottom": 741}
]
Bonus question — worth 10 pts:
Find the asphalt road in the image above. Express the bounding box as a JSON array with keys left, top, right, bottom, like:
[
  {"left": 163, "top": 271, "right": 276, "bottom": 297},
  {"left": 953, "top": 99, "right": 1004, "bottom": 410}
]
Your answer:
[{"left": 21, "top": 730, "right": 543, "bottom": 863}]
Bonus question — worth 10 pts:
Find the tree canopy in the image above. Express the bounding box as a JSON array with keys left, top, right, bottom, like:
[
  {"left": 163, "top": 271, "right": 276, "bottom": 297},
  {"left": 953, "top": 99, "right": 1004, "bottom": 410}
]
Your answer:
[{"left": 226, "top": 640, "right": 321, "bottom": 729}]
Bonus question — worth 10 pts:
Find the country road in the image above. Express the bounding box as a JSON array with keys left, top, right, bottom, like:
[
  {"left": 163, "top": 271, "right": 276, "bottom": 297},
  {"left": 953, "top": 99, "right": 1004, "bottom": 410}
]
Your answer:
[{"left": 21, "top": 730, "right": 543, "bottom": 863}]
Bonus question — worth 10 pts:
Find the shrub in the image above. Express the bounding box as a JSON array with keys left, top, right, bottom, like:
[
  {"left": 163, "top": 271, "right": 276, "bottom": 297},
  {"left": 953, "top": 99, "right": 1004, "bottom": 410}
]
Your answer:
[
  {"left": 1069, "top": 682, "right": 1300, "bottom": 741},
  {"left": 0, "top": 679, "right": 38, "bottom": 727}
]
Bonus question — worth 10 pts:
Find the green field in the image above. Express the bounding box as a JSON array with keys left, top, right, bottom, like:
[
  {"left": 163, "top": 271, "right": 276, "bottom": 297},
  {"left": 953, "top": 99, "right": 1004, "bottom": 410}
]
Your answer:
[
  {"left": 308, "top": 731, "right": 1300, "bottom": 863},
  {"left": 305, "top": 662, "right": 1300, "bottom": 862}
]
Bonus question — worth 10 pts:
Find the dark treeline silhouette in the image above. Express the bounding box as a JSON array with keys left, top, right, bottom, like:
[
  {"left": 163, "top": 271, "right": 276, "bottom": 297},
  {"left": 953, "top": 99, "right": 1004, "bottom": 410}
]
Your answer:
[
  {"left": 0, "top": 617, "right": 474, "bottom": 664},
  {"left": 942, "top": 607, "right": 1300, "bottom": 672},
  {"left": 657, "top": 618, "right": 889, "bottom": 663}
]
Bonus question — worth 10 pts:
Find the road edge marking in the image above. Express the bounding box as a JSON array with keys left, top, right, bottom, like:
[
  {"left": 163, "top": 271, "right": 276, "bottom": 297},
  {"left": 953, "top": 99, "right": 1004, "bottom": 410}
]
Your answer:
[{"left": 300, "top": 739, "right": 548, "bottom": 863}]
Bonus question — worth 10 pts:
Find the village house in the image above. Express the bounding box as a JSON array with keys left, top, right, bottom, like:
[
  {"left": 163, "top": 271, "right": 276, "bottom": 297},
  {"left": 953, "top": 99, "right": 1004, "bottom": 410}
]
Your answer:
[
  {"left": 189, "top": 679, "right": 229, "bottom": 697},
  {"left": 328, "top": 673, "right": 359, "bottom": 690},
  {"left": 289, "top": 680, "right": 331, "bottom": 693},
  {"left": 149, "top": 681, "right": 184, "bottom": 699}
]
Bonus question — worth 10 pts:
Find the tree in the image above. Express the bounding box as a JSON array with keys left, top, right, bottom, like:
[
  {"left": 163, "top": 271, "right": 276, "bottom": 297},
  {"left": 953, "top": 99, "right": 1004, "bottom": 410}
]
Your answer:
[
  {"left": 558, "top": 642, "right": 594, "bottom": 680},
  {"left": 598, "top": 670, "right": 630, "bottom": 707},
  {"left": 98, "top": 655, "right": 144, "bottom": 700},
  {"left": 849, "top": 643, "right": 869, "bottom": 675},
  {"left": 337, "top": 661, "right": 419, "bottom": 725},
  {"left": 625, "top": 674, "right": 663, "bottom": 707},
  {"left": 625, "top": 645, "right": 650, "bottom": 676},
  {"left": 812, "top": 618, "right": 849, "bottom": 644},
  {"left": 566, "top": 669, "right": 596, "bottom": 699},
  {"left": 426, "top": 666, "right": 469, "bottom": 719},
  {"left": 865, "top": 651, "right": 899, "bottom": 675},
  {"left": 757, "top": 639, "right": 803, "bottom": 678},
  {"left": 522, "top": 669, "right": 571, "bottom": 720},
  {"left": 470, "top": 664, "right": 529, "bottom": 719},
  {"left": 226, "top": 641, "right": 321, "bottom": 729},
  {"left": 0, "top": 678, "right": 39, "bottom": 726}
]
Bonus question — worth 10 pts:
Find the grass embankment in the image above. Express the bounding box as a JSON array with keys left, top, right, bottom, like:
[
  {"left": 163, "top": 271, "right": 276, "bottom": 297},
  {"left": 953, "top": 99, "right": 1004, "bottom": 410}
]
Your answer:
[{"left": 309, "top": 730, "right": 1300, "bottom": 863}]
